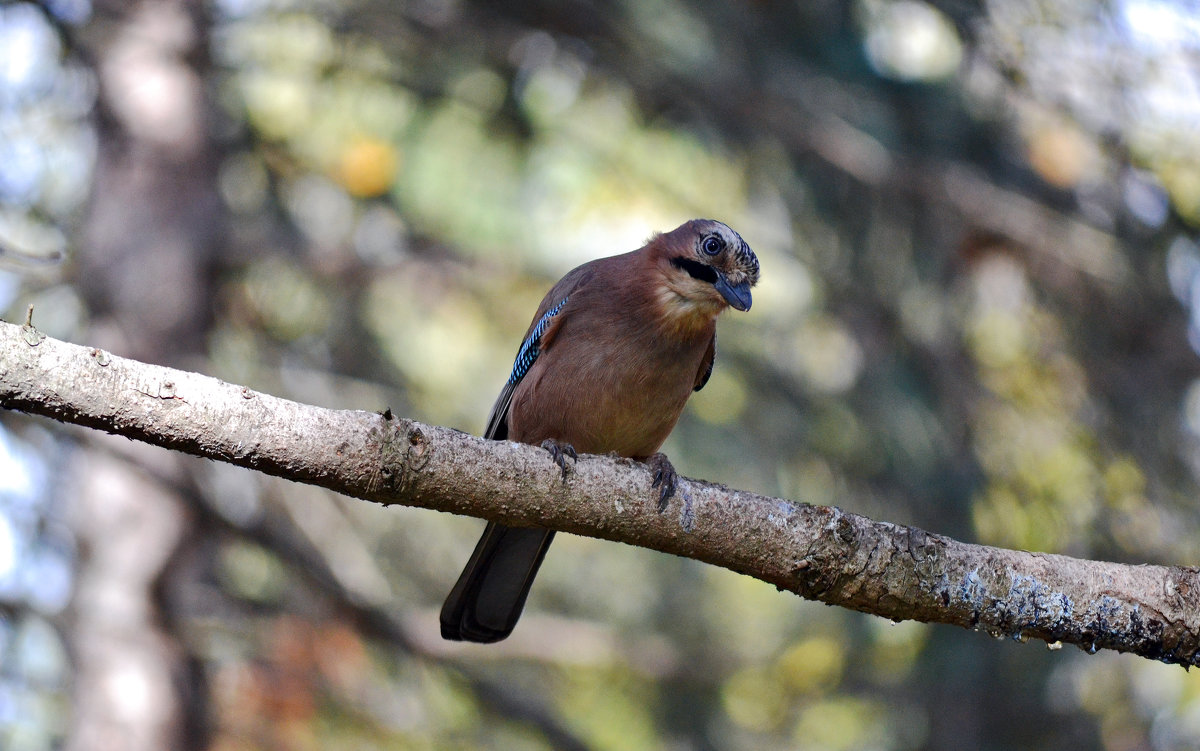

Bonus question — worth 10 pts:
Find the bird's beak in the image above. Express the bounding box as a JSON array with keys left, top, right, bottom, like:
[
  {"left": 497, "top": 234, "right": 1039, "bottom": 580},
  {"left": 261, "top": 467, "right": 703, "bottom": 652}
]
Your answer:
[{"left": 714, "top": 272, "right": 752, "bottom": 311}]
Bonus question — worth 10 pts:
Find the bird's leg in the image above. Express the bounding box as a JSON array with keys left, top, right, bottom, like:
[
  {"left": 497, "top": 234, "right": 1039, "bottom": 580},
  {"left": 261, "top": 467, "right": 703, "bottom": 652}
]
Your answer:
[
  {"left": 540, "top": 438, "right": 577, "bottom": 481},
  {"left": 646, "top": 452, "right": 679, "bottom": 512}
]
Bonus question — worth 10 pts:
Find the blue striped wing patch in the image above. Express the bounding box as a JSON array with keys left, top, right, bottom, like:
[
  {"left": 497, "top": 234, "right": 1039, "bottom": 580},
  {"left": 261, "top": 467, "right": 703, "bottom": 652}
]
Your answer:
[{"left": 507, "top": 296, "right": 569, "bottom": 385}]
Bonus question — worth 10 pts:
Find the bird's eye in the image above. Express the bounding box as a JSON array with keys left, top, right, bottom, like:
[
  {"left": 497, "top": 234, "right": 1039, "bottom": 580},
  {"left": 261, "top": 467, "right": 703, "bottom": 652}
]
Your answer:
[{"left": 702, "top": 235, "right": 725, "bottom": 255}]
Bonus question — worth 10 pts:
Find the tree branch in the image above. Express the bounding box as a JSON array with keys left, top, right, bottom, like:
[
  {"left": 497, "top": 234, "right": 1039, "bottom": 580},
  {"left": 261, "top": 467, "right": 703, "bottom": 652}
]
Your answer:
[{"left": 2, "top": 318, "right": 1198, "bottom": 666}]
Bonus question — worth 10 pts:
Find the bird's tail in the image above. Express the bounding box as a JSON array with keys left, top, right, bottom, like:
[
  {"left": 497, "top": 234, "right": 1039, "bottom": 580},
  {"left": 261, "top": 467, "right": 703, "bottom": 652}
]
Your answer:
[{"left": 440, "top": 522, "right": 555, "bottom": 642}]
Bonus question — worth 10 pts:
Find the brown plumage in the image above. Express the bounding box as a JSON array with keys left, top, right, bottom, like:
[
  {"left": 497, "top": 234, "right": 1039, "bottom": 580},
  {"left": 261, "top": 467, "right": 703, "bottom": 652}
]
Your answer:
[{"left": 440, "top": 219, "right": 760, "bottom": 642}]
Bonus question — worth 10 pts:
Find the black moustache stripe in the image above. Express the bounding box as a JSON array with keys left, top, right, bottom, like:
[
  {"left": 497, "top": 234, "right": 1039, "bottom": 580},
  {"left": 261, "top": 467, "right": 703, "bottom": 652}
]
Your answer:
[{"left": 671, "top": 256, "right": 719, "bottom": 284}]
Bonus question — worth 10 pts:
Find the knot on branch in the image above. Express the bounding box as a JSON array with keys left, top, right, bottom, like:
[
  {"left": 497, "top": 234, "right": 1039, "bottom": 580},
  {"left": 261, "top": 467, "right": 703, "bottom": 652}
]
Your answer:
[{"left": 371, "top": 411, "right": 430, "bottom": 496}]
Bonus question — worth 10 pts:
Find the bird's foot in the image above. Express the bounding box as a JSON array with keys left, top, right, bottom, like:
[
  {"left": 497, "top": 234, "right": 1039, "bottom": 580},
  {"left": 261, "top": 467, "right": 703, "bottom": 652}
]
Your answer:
[
  {"left": 541, "top": 438, "right": 577, "bottom": 481},
  {"left": 647, "top": 452, "right": 678, "bottom": 512}
]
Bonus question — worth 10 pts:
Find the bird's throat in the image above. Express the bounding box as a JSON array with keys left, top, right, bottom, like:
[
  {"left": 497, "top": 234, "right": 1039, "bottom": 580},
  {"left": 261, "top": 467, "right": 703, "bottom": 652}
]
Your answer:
[{"left": 652, "top": 282, "right": 721, "bottom": 338}]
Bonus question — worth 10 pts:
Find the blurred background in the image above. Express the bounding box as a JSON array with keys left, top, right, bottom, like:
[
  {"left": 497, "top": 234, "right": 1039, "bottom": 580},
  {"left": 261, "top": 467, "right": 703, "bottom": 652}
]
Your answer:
[{"left": 2, "top": 0, "right": 1200, "bottom": 748}]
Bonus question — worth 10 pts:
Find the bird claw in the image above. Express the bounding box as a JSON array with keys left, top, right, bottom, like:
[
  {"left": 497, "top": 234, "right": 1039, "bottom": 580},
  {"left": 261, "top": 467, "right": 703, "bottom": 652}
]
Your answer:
[
  {"left": 541, "top": 438, "right": 577, "bottom": 481},
  {"left": 647, "top": 452, "right": 678, "bottom": 512}
]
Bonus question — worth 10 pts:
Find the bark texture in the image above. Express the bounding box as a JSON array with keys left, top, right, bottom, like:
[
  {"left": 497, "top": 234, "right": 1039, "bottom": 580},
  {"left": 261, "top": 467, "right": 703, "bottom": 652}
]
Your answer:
[{"left": 2, "top": 318, "right": 1198, "bottom": 666}]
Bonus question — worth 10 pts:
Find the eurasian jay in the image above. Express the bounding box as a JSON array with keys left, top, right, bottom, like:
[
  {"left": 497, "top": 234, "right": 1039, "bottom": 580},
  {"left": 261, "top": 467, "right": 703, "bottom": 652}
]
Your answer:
[{"left": 440, "top": 219, "right": 761, "bottom": 643}]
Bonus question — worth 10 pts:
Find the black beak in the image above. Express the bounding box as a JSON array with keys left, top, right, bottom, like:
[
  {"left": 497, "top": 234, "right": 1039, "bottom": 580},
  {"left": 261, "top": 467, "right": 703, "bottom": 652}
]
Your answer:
[{"left": 714, "top": 272, "right": 752, "bottom": 311}]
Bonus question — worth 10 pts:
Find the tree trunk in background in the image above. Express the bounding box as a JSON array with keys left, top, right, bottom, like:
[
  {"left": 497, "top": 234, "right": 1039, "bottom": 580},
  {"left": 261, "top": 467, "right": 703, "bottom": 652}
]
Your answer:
[
  {"left": 78, "top": 0, "right": 219, "bottom": 363},
  {"left": 65, "top": 1, "right": 221, "bottom": 748}
]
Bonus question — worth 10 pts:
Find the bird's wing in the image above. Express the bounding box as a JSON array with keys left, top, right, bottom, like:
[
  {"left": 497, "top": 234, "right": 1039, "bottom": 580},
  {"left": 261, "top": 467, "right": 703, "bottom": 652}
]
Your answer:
[
  {"left": 483, "top": 265, "right": 594, "bottom": 440},
  {"left": 694, "top": 332, "right": 716, "bottom": 391}
]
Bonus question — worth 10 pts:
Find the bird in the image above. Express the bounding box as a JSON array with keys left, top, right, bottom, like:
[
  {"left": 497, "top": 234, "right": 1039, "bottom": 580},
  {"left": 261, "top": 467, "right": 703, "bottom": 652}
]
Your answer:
[{"left": 440, "top": 219, "right": 760, "bottom": 643}]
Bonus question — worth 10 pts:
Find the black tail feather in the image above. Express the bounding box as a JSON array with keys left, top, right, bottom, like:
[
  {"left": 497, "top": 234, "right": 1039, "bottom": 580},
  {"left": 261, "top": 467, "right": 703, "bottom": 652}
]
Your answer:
[{"left": 440, "top": 522, "right": 555, "bottom": 642}]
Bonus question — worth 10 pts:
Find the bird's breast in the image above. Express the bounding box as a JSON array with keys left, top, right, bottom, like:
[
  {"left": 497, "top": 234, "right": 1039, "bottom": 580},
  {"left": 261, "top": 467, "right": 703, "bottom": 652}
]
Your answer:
[{"left": 506, "top": 315, "right": 710, "bottom": 458}]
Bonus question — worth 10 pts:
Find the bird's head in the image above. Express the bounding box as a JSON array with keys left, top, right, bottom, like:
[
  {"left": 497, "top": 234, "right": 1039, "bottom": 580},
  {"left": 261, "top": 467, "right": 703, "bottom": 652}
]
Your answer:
[{"left": 654, "top": 219, "right": 760, "bottom": 316}]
